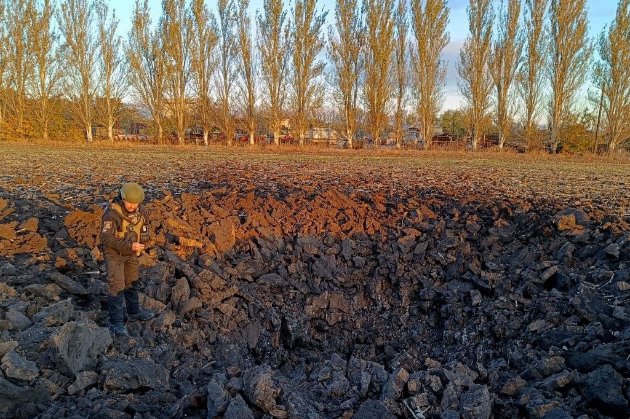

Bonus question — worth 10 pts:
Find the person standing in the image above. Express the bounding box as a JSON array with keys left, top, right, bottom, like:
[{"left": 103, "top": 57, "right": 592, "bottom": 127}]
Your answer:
[{"left": 100, "top": 182, "right": 156, "bottom": 335}]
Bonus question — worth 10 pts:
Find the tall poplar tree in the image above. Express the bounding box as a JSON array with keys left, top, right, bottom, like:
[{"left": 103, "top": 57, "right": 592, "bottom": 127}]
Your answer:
[
  {"left": 411, "top": 0, "right": 449, "bottom": 149},
  {"left": 548, "top": 0, "right": 592, "bottom": 153},
  {"left": 594, "top": 0, "right": 630, "bottom": 152},
  {"left": 291, "top": 0, "right": 327, "bottom": 146},
  {"left": 458, "top": 0, "right": 494, "bottom": 150},
  {"left": 328, "top": 0, "right": 363, "bottom": 148}
]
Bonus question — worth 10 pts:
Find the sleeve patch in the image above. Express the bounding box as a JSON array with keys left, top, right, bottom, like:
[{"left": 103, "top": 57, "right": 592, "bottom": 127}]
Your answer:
[{"left": 102, "top": 221, "right": 113, "bottom": 233}]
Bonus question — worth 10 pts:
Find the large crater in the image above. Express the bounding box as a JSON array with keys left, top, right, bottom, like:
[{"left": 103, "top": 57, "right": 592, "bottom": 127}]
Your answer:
[{"left": 0, "top": 145, "right": 628, "bottom": 418}]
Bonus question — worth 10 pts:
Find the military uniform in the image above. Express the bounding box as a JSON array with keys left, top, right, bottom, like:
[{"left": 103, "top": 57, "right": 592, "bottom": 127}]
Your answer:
[{"left": 100, "top": 183, "right": 155, "bottom": 335}]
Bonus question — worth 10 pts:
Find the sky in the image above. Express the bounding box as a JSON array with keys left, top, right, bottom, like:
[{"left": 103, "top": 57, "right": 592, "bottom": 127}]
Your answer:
[{"left": 110, "top": 0, "right": 618, "bottom": 113}]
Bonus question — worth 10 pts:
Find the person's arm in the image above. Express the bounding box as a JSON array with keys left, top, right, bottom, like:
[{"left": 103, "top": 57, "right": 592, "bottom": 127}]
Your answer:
[{"left": 100, "top": 211, "right": 133, "bottom": 255}]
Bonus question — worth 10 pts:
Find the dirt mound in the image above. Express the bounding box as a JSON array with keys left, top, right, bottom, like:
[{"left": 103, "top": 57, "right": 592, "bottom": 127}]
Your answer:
[{"left": 0, "top": 148, "right": 628, "bottom": 418}]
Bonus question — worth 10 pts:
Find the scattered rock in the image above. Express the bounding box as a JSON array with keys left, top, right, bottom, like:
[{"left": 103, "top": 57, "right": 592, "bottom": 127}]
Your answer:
[
  {"left": 352, "top": 400, "right": 396, "bottom": 419},
  {"left": 171, "top": 277, "right": 191, "bottom": 309},
  {"left": 33, "top": 299, "right": 74, "bottom": 326},
  {"left": 102, "top": 358, "right": 169, "bottom": 392},
  {"left": 0, "top": 282, "right": 17, "bottom": 302},
  {"left": 47, "top": 271, "right": 89, "bottom": 295},
  {"left": 1, "top": 350, "right": 39, "bottom": 381},
  {"left": 0, "top": 375, "right": 48, "bottom": 417},
  {"left": 459, "top": 384, "right": 492, "bottom": 419},
  {"left": 49, "top": 320, "right": 112, "bottom": 376},
  {"left": 580, "top": 364, "right": 627, "bottom": 414},
  {"left": 207, "top": 373, "right": 230, "bottom": 417},
  {"left": 5, "top": 307, "right": 32, "bottom": 331},
  {"left": 243, "top": 365, "right": 286, "bottom": 417},
  {"left": 67, "top": 371, "right": 98, "bottom": 395},
  {"left": 0, "top": 341, "right": 18, "bottom": 357}
]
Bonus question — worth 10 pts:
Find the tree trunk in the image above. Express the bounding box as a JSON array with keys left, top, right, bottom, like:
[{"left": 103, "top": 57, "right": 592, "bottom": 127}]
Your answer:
[
  {"left": 226, "top": 126, "right": 234, "bottom": 146},
  {"left": 550, "top": 123, "right": 559, "bottom": 154},
  {"left": 609, "top": 139, "right": 617, "bottom": 154},
  {"left": 43, "top": 120, "right": 49, "bottom": 142},
  {"left": 346, "top": 127, "right": 353, "bottom": 149},
  {"left": 422, "top": 120, "right": 432, "bottom": 151},
  {"left": 157, "top": 123, "right": 163, "bottom": 145},
  {"left": 178, "top": 97, "right": 185, "bottom": 145},
  {"left": 86, "top": 124, "right": 93, "bottom": 143},
  {"left": 273, "top": 126, "right": 280, "bottom": 146},
  {"left": 108, "top": 121, "right": 114, "bottom": 142},
  {"left": 203, "top": 129, "right": 209, "bottom": 147}
]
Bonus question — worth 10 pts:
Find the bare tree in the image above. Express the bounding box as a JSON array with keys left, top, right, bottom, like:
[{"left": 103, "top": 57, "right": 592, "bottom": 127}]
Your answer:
[
  {"left": 29, "top": 0, "right": 62, "bottom": 141},
  {"left": 363, "top": 0, "right": 396, "bottom": 145},
  {"left": 328, "top": 0, "right": 364, "bottom": 148},
  {"left": 411, "top": 0, "right": 449, "bottom": 150},
  {"left": 96, "top": 0, "right": 127, "bottom": 142},
  {"left": 236, "top": 0, "right": 257, "bottom": 146},
  {"left": 458, "top": 0, "right": 494, "bottom": 150},
  {"left": 191, "top": 0, "right": 218, "bottom": 146},
  {"left": 292, "top": 0, "right": 327, "bottom": 146},
  {"left": 126, "top": 0, "right": 166, "bottom": 144},
  {"left": 216, "top": 0, "right": 238, "bottom": 146},
  {"left": 393, "top": 0, "right": 408, "bottom": 148},
  {"left": 257, "top": 0, "right": 291, "bottom": 145},
  {"left": 161, "top": 0, "right": 193, "bottom": 145},
  {"left": 489, "top": 0, "right": 522, "bottom": 149},
  {"left": 548, "top": 0, "right": 592, "bottom": 153},
  {"left": 594, "top": 0, "right": 630, "bottom": 152},
  {"left": 5, "top": 0, "right": 35, "bottom": 135},
  {"left": 518, "top": 0, "right": 548, "bottom": 148},
  {"left": 58, "top": 0, "right": 99, "bottom": 143}
]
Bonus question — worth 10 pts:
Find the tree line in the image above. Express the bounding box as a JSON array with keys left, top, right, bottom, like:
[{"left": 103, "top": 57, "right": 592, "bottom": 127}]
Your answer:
[{"left": 0, "top": 0, "right": 628, "bottom": 152}]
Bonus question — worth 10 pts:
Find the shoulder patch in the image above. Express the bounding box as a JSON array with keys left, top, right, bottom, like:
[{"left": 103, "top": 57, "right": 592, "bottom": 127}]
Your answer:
[{"left": 102, "top": 221, "right": 113, "bottom": 233}]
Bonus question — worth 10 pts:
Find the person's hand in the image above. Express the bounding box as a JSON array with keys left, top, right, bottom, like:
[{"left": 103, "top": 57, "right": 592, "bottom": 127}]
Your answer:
[{"left": 132, "top": 242, "right": 145, "bottom": 252}]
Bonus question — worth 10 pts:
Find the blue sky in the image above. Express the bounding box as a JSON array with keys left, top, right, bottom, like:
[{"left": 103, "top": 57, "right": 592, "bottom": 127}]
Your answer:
[{"left": 111, "top": 0, "right": 617, "bottom": 112}]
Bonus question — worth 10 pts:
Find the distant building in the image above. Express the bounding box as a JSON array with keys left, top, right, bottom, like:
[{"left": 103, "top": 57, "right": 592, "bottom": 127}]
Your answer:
[
  {"left": 305, "top": 126, "right": 338, "bottom": 145},
  {"left": 91, "top": 124, "right": 124, "bottom": 138}
]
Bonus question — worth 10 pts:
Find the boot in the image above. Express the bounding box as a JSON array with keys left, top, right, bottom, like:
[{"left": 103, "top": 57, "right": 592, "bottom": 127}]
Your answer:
[
  {"left": 125, "top": 284, "right": 156, "bottom": 321},
  {"left": 107, "top": 293, "right": 129, "bottom": 336}
]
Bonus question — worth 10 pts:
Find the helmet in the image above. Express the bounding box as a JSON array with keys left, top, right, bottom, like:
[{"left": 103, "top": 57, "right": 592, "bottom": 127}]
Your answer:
[{"left": 120, "top": 183, "right": 145, "bottom": 204}]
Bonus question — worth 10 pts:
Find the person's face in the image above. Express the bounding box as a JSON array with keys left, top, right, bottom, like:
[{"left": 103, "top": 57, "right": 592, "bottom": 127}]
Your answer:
[{"left": 123, "top": 201, "right": 139, "bottom": 213}]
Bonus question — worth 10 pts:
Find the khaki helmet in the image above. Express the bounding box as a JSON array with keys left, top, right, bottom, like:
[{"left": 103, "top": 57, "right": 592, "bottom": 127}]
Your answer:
[{"left": 120, "top": 183, "right": 145, "bottom": 204}]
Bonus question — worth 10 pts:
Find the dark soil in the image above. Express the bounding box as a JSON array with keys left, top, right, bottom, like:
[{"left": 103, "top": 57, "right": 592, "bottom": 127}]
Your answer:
[{"left": 0, "top": 144, "right": 629, "bottom": 418}]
